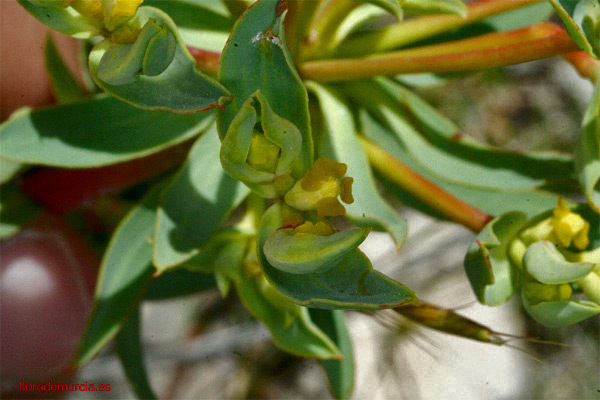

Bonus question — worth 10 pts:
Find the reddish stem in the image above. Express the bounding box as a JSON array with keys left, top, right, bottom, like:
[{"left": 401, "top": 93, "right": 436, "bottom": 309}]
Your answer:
[{"left": 562, "top": 51, "right": 600, "bottom": 82}]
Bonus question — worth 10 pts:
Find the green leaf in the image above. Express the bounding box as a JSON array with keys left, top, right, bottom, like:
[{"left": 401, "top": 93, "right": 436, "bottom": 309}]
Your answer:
[
  {"left": 17, "top": 0, "right": 101, "bottom": 38},
  {"left": 75, "top": 183, "right": 162, "bottom": 365},
  {"left": 307, "top": 82, "right": 408, "bottom": 248},
  {"left": 575, "top": 72, "right": 600, "bottom": 213},
  {"left": 550, "top": 0, "right": 600, "bottom": 58},
  {"left": 464, "top": 212, "right": 528, "bottom": 306},
  {"left": 264, "top": 227, "right": 370, "bottom": 274},
  {"left": 216, "top": 239, "right": 342, "bottom": 359},
  {"left": 115, "top": 307, "right": 157, "bottom": 400},
  {"left": 402, "top": 0, "right": 466, "bottom": 17},
  {"left": 217, "top": 0, "right": 313, "bottom": 176},
  {"left": 0, "top": 95, "right": 212, "bottom": 168},
  {"left": 145, "top": 0, "right": 233, "bottom": 52},
  {"left": 89, "top": 7, "right": 231, "bottom": 112},
  {"left": 357, "top": 0, "right": 403, "bottom": 19},
  {"left": 44, "top": 35, "right": 86, "bottom": 103},
  {"left": 144, "top": 269, "right": 217, "bottom": 300},
  {"left": 342, "top": 79, "right": 573, "bottom": 191},
  {"left": 522, "top": 295, "right": 600, "bottom": 328},
  {"left": 524, "top": 241, "right": 596, "bottom": 284},
  {"left": 153, "top": 127, "right": 249, "bottom": 271},
  {"left": 309, "top": 309, "right": 355, "bottom": 400},
  {"left": 0, "top": 184, "right": 39, "bottom": 240},
  {"left": 258, "top": 203, "right": 418, "bottom": 310},
  {"left": 359, "top": 106, "right": 563, "bottom": 218}
]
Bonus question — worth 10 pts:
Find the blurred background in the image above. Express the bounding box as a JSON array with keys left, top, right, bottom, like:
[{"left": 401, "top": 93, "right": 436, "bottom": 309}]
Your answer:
[{"left": 2, "top": 1, "right": 598, "bottom": 398}]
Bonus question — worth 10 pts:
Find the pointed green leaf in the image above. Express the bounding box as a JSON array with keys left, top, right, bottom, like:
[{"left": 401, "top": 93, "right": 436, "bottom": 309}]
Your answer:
[
  {"left": 524, "top": 241, "right": 596, "bottom": 284},
  {"left": 217, "top": 0, "right": 313, "bottom": 176},
  {"left": 307, "top": 82, "right": 408, "bottom": 247},
  {"left": 89, "top": 7, "right": 231, "bottom": 112},
  {"left": 522, "top": 295, "right": 600, "bottom": 328},
  {"left": 264, "top": 227, "right": 370, "bottom": 274},
  {"left": 153, "top": 127, "right": 250, "bottom": 271},
  {"left": 115, "top": 308, "right": 157, "bottom": 400},
  {"left": 76, "top": 183, "right": 163, "bottom": 365},
  {"left": 17, "top": 0, "right": 101, "bottom": 38},
  {"left": 575, "top": 72, "right": 600, "bottom": 213},
  {"left": 216, "top": 239, "right": 342, "bottom": 359},
  {"left": 342, "top": 79, "right": 573, "bottom": 191},
  {"left": 309, "top": 309, "right": 355, "bottom": 400},
  {"left": 359, "top": 107, "right": 563, "bottom": 218},
  {"left": 464, "top": 212, "right": 528, "bottom": 305},
  {"left": 0, "top": 95, "right": 213, "bottom": 168},
  {"left": 44, "top": 35, "right": 86, "bottom": 103},
  {"left": 550, "top": 0, "right": 600, "bottom": 58},
  {"left": 258, "top": 203, "right": 417, "bottom": 309}
]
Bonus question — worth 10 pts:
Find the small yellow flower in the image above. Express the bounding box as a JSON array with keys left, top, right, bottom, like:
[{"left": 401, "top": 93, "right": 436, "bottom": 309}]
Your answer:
[
  {"left": 284, "top": 158, "right": 354, "bottom": 217},
  {"left": 551, "top": 198, "right": 590, "bottom": 250}
]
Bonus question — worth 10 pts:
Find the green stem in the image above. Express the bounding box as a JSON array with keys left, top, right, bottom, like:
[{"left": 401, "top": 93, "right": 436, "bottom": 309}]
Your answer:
[
  {"left": 300, "top": 23, "right": 579, "bottom": 81},
  {"left": 359, "top": 136, "right": 493, "bottom": 233},
  {"left": 577, "top": 271, "right": 600, "bottom": 304},
  {"left": 335, "top": 0, "right": 545, "bottom": 57}
]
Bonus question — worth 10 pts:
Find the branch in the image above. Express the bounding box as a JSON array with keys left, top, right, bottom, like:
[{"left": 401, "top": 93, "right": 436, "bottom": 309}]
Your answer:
[
  {"left": 359, "top": 136, "right": 493, "bottom": 233},
  {"left": 300, "top": 23, "right": 579, "bottom": 81}
]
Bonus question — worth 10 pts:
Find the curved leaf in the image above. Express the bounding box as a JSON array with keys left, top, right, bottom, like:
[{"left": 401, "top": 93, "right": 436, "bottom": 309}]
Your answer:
[
  {"left": 217, "top": 0, "right": 313, "bottom": 177},
  {"left": 264, "top": 227, "right": 370, "bottom": 274},
  {"left": 145, "top": 0, "right": 233, "bottom": 51},
  {"left": 216, "top": 239, "right": 342, "bottom": 359},
  {"left": 0, "top": 95, "right": 212, "bottom": 168},
  {"left": 75, "top": 183, "right": 163, "bottom": 365},
  {"left": 154, "top": 127, "right": 249, "bottom": 271},
  {"left": 308, "top": 82, "right": 408, "bottom": 247},
  {"left": 464, "top": 212, "right": 528, "bottom": 306},
  {"left": 258, "top": 203, "right": 417, "bottom": 309},
  {"left": 522, "top": 295, "right": 600, "bottom": 328},
  {"left": 0, "top": 185, "right": 39, "bottom": 240},
  {"left": 524, "top": 241, "right": 596, "bottom": 284},
  {"left": 89, "top": 7, "right": 231, "bottom": 112}
]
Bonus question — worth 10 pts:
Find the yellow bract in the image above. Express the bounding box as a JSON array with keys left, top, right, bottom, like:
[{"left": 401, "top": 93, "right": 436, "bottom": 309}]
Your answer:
[
  {"left": 551, "top": 198, "right": 590, "bottom": 250},
  {"left": 109, "top": 0, "right": 143, "bottom": 19},
  {"left": 284, "top": 158, "right": 354, "bottom": 217},
  {"left": 294, "top": 221, "right": 334, "bottom": 236}
]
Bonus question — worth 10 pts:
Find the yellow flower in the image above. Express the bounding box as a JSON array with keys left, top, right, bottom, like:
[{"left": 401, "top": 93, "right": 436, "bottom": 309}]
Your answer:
[
  {"left": 284, "top": 158, "right": 354, "bottom": 217},
  {"left": 550, "top": 198, "right": 590, "bottom": 250}
]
